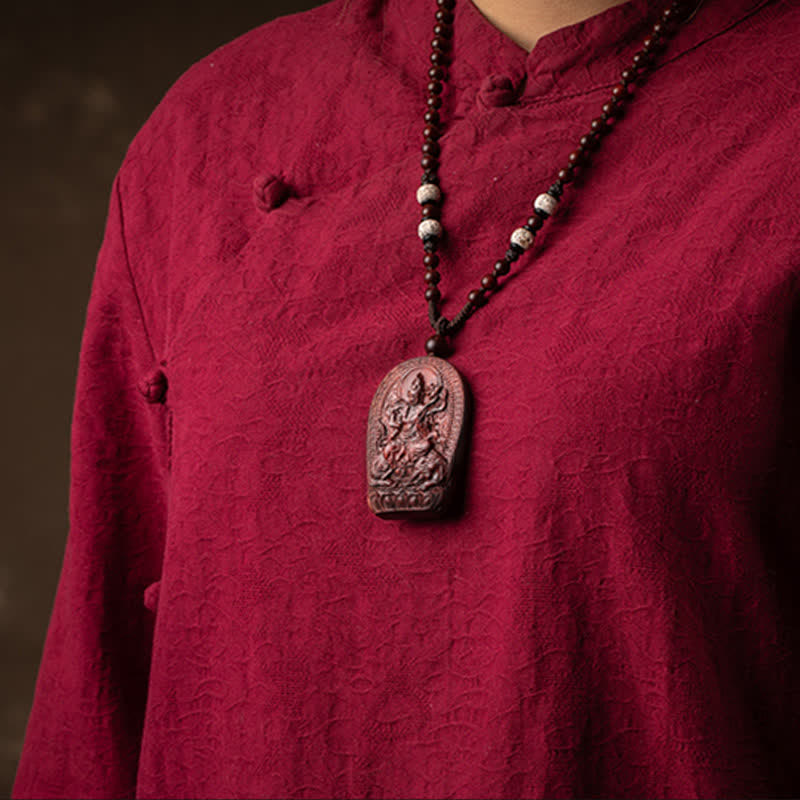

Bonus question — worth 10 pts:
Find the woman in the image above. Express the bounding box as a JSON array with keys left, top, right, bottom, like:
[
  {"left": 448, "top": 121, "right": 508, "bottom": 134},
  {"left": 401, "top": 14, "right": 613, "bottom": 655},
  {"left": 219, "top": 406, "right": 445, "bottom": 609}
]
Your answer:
[{"left": 14, "top": 0, "right": 800, "bottom": 796}]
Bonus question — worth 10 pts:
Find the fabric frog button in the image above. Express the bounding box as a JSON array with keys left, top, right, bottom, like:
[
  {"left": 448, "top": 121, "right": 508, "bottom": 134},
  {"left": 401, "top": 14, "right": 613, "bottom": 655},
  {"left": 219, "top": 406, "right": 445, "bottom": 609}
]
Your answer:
[
  {"left": 478, "top": 73, "right": 520, "bottom": 107},
  {"left": 253, "top": 173, "right": 291, "bottom": 212},
  {"left": 138, "top": 368, "right": 168, "bottom": 404}
]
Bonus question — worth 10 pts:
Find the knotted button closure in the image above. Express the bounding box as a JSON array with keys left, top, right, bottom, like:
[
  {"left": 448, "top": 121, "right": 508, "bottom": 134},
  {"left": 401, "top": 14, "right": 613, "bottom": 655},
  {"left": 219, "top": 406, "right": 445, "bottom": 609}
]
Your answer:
[
  {"left": 253, "top": 174, "right": 290, "bottom": 212},
  {"left": 478, "top": 74, "right": 520, "bottom": 107},
  {"left": 138, "top": 368, "right": 168, "bottom": 404}
]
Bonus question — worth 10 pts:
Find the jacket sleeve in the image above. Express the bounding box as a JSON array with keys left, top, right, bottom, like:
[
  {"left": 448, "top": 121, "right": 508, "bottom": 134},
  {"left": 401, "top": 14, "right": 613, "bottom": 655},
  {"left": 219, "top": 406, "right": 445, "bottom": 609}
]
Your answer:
[{"left": 13, "top": 173, "right": 169, "bottom": 799}]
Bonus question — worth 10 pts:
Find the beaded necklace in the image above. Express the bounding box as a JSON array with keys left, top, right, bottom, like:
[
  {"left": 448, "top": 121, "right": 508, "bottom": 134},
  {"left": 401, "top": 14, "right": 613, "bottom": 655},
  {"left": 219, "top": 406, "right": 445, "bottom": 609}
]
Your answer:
[{"left": 367, "top": 0, "right": 701, "bottom": 519}]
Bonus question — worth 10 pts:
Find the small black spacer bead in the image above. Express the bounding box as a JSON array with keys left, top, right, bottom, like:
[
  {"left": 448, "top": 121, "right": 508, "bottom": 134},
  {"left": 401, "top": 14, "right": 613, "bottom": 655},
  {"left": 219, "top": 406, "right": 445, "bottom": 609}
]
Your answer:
[
  {"left": 522, "top": 224, "right": 538, "bottom": 235},
  {"left": 421, "top": 172, "right": 439, "bottom": 185},
  {"left": 505, "top": 247, "right": 521, "bottom": 262},
  {"left": 526, "top": 215, "right": 544, "bottom": 230},
  {"left": 547, "top": 182, "right": 564, "bottom": 199},
  {"left": 423, "top": 238, "right": 439, "bottom": 252}
]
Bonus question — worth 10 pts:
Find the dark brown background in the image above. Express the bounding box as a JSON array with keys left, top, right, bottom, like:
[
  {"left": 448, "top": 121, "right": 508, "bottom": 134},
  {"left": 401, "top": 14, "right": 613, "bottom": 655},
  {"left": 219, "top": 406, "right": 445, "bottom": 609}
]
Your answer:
[{"left": 1, "top": 1, "right": 321, "bottom": 793}]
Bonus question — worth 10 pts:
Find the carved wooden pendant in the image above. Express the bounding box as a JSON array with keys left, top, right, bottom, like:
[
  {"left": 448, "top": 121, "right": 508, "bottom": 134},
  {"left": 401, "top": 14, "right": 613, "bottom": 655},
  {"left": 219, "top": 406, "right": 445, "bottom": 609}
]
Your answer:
[{"left": 367, "top": 356, "right": 470, "bottom": 519}]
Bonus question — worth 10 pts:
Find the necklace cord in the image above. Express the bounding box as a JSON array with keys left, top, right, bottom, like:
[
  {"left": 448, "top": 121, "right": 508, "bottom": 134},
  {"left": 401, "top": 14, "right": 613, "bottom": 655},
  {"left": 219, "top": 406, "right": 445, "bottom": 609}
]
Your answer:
[{"left": 417, "top": 0, "right": 700, "bottom": 357}]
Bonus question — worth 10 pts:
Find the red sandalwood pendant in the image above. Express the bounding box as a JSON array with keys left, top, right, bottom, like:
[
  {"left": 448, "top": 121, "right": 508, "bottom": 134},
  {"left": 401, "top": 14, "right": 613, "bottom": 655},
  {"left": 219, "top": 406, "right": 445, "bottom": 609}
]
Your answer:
[{"left": 367, "top": 357, "right": 470, "bottom": 519}]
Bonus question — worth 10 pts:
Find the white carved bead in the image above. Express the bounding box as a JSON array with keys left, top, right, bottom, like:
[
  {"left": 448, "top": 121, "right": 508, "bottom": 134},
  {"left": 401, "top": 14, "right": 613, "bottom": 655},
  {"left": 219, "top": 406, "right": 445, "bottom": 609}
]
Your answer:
[
  {"left": 416, "top": 183, "right": 441, "bottom": 205},
  {"left": 418, "top": 219, "right": 443, "bottom": 240},
  {"left": 534, "top": 193, "right": 559, "bottom": 216},
  {"left": 511, "top": 228, "right": 534, "bottom": 250}
]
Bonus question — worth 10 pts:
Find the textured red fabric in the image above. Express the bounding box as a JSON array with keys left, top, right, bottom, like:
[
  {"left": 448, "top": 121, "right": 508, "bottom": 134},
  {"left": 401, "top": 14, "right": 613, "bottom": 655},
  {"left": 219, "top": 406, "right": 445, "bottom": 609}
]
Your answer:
[{"left": 13, "top": 0, "right": 800, "bottom": 797}]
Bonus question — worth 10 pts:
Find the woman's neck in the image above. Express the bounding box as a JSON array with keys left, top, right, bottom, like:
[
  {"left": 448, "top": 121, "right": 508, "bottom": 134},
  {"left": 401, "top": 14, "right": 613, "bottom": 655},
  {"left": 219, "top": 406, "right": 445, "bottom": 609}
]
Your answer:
[{"left": 469, "top": 0, "right": 631, "bottom": 51}]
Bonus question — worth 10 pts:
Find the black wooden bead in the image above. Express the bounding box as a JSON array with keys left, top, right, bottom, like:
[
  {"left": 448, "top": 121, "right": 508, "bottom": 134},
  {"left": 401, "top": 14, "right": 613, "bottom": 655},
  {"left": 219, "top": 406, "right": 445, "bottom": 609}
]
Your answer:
[
  {"left": 467, "top": 289, "right": 486, "bottom": 306},
  {"left": 431, "top": 37, "right": 449, "bottom": 51},
  {"left": 436, "top": 0, "right": 455, "bottom": 9},
  {"left": 427, "top": 80, "right": 443, "bottom": 95},
  {"left": 433, "top": 23, "right": 452, "bottom": 38},
  {"left": 425, "top": 333, "right": 449, "bottom": 356},
  {"left": 424, "top": 269, "right": 441, "bottom": 284},
  {"left": 425, "top": 286, "right": 441, "bottom": 302},
  {"left": 423, "top": 253, "right": 440, "bottom": 268},
  {"left": 557, "top": 167, "right": 574, "bottom": 184},
  {"left": 421, "top": 203, "right": 439, "bottom": 219},
  {"left": 435, "top": 9, "right": 454, "bottom": 24},
  {"left": 421, "top": 155, "right": 438, "bottom": 170},
  {"left": 428, "top": 66, "right": 444, "bottom": 80},
  {"left": 642, "top": 36, "right": 663, "bottom": 52},
  {"left": 422, "top": 140, "right": 440, "bottom": 156},
  {"left": 611, "top": 83, "right": 627, "bottom": 102},
  {"left": 427, "top": 94, "right": 443, "bottom": 108},
  {"left": 493, "top": 259, "right": 511, "bottom": 276},
  {"left": 621, "top": 68, "right": 637, "bottom": 85},
  {"left": 505, "top": 247, "right": 520, "bottom": 262},
  {"left": 481, "top": 273, "right": 497, "bottom": 291},
  {"left": 424, "top": 110, "right": 440, "bottom": 125}
]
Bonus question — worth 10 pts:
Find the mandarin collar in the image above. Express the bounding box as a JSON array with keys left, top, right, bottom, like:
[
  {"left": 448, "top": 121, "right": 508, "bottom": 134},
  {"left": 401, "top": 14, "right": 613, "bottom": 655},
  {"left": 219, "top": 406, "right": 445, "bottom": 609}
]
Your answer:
[{"left": 384, "top": 0, "right": 772, "bottom": 105}]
